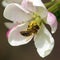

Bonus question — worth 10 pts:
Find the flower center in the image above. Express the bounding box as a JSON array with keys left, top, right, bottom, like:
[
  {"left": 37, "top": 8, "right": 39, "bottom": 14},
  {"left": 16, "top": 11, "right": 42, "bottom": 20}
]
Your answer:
[{"left": 20, "top": 13, "right": 43, "bottom": 36}]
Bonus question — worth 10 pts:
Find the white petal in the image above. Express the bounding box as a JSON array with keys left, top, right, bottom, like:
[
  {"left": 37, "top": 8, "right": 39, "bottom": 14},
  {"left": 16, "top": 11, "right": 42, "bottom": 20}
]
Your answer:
[
  {"left": 8, "top": 23, "right": 34, "bottom": 46},
  {"left": 21, "top": 0, "right": 36, "bottom": 12},
  {"left": 3, "top": 3, "right": 32, "bottom": 23},
  {"left": 5, "top": 0, "right": 22, "bottom": 3},
  {"left": 26, "top": 0, "right": 45, "bottom": 7},
  {"left": 2, "top": 0, "right": 22, "bottom": 7},
  {"left": 32, "top": 0, "right": 46, "bottom": 8},
  {"left": 21, "top": 0, "right": 48, "bottom": 20},
  {"left": 47, "top": 12, "right": 58, "bottom": 33},
  {"left": 33, "top": 0, "right": 48, "bottom": 20},
  {"left": 34, "top": 24, "right": 54, "bottom": 58},
  {"left": 21, "top": 0, "right": 47, "bottom": 16},
  {"left": 4, "top": 22, "right": 19, "bottom": 29},
  {"left": 35, "top": 7, "right": 48, "bottom": 20}
]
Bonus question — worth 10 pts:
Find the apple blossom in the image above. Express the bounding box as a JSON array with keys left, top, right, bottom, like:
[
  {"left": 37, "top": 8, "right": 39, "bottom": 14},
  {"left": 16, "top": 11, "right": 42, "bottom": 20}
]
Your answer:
[{"left": 3, "top": 0, "right": 57, "bottom": 58}]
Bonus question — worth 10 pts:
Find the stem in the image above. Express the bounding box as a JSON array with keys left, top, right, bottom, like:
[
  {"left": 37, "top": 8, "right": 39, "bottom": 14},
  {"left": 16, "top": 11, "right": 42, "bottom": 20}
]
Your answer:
[
  {"left": 48, "top": 2, "right": 60, "bottom": 13},
  {"left": 51, "top": 0, "right": 55, "bottom": 2},
  {"left": 45, "top": 1, "right": 55, "bottom": 8}
]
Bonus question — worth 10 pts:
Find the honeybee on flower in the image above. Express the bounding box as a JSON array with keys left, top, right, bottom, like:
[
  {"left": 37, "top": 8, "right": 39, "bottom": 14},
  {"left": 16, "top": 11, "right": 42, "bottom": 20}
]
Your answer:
[{"left": 3, "top": 0, "right": 57, "bottom": 58}]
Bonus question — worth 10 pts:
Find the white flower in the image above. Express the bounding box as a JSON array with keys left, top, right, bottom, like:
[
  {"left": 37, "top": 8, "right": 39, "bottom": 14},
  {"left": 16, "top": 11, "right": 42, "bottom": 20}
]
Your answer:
[{"left": 3, "top": 0, "right": 57, "bottom": 58}]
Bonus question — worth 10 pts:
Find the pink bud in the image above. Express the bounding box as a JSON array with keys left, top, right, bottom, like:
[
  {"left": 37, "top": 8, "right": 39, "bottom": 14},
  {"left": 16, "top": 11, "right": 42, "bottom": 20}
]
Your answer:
[{"left": 47, "top": 12, "right": 58, "bottom": 33}]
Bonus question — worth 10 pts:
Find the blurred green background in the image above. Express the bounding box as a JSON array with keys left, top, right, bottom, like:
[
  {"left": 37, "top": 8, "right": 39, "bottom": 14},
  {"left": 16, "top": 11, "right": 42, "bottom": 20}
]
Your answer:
[{"left": 0, "top": 0, "right": 60, "bottom": 60}]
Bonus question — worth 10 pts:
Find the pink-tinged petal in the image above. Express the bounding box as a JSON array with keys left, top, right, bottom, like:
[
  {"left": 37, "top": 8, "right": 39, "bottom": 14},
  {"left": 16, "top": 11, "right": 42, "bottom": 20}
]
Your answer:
[
  {"left": 6, "top": 29, "right": 10, "bottom": 38},
  {"left": 21, "top": 0, "right": 48, "bottom": 20},
  {"left": 8, "top": 23, "right": 34, "bottom": 46},
  {"left": 21, "top": 0, "right": 36, "bottom": 12},
  {"left": 3, "top": 3, "right": 32, "bottom": 23},
  {"left": 6, "top": 22, "right": 19, "bottom": 37},
  {"left": 6, "top": 23, "right": 19, "bottom": 38},
  {"left": 23, "top": 0, "right": 46, "bottom": 7},
  {"left": 34, "top": 24, "right": 54, "bottom": 58},
  {"left": 47, "top": 12, "right": 58, "bottom": 33}
]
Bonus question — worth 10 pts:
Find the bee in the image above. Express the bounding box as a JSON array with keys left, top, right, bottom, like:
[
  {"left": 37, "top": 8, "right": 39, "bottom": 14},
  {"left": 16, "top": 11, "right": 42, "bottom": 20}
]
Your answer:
[
  {"left": 20, "top": 30, "right": 32, "bottom": 36},
  {"left": 20, "top": 24, "right": 39, "bottom": 37}
]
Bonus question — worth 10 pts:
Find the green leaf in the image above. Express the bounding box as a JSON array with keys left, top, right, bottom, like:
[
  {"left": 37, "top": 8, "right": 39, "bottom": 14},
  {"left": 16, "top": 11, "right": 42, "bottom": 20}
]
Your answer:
[
  {"left": 54, "top": 10, "right": 60, "bottom": 22},
  {"left": 45, "top": 1, "right": 55, "bottom": 8}
]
